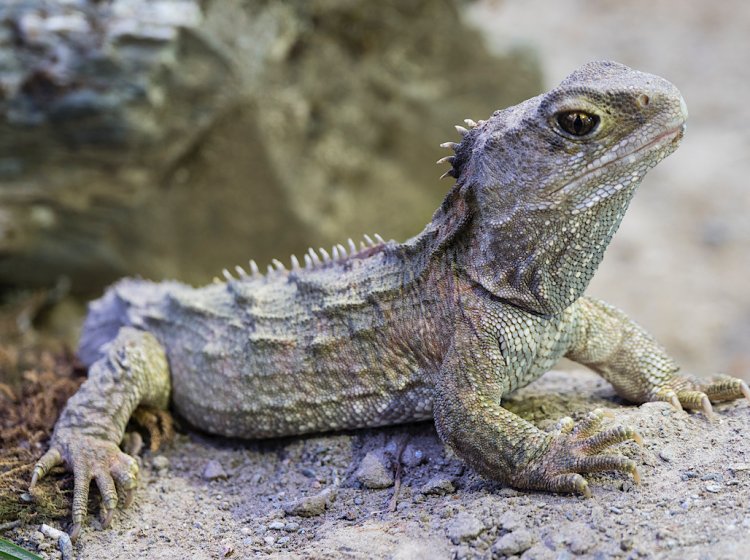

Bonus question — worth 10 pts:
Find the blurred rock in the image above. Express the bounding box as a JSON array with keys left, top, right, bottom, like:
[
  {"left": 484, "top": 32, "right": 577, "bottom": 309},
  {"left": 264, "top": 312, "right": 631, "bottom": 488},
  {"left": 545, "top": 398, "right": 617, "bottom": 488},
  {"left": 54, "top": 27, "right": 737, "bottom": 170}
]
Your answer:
[
  {"left": 355, "top": 451, "right": 393, "bottom": 489},
  {"left": 0, "top": 0, "right": 541, "bottom": 295}
]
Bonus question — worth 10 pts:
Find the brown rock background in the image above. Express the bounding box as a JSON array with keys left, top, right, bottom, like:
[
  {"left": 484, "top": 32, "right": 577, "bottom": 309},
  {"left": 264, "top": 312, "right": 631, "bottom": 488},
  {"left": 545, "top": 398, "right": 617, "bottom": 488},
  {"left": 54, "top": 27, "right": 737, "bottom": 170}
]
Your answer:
[{"left": 0, "top": 0, "right": 540, "bottom": 293}]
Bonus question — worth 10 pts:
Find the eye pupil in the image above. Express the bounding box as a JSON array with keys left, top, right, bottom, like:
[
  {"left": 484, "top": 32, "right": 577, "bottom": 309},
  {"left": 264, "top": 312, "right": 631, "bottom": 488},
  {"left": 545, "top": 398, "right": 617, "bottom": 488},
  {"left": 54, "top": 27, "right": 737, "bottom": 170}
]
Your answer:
[
  {"left": 556, "top": 111, "right": 599, "bottom": 136},
  {"left": 574, "top": 114, "right": 583, "bottom": 133}
]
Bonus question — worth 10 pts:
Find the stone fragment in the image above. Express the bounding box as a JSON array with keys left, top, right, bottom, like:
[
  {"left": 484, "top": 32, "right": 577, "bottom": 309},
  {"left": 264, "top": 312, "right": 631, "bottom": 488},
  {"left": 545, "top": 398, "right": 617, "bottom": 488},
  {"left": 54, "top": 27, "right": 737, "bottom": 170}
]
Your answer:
[
  {"left": 283, "top": 487, "right": 335, "bottom": 517},
  {"left": 355, "top": 451, "right": 394, "bottom": 489},
  {"left": 420, "top": 476, "right": 455, "bottom": 496},
  {"left": 202, "top": 459, "right": 227, "bottom": 480},
  {"left": 491, "top": 529, "right": 536, "bottom": 556},
  {"left": 446, "top": 512, "right": 485, "bottom": 544}
]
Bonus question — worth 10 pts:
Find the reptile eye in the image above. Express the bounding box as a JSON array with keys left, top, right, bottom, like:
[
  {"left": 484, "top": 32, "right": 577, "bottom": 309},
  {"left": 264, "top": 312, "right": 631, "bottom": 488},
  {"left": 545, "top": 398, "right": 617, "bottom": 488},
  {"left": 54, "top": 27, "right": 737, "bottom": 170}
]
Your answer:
[{"left": 556, "top": 111, "right": 600, "bottom": 136}]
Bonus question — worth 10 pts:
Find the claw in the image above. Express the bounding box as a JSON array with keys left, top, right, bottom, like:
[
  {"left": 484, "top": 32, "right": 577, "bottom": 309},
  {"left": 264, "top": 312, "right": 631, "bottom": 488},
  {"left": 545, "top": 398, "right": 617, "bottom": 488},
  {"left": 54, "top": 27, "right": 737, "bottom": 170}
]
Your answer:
[
  {"left": 123, "top": 488, "right": 135, "bottom": 508},
  {"left": 30, "top": 448, "right": 62, "bottom": 489},
  {"left": 102, "top": 507, "right": 115, "bottom": 528},
  {"left": 669, "top": 393, "right": 683, "bottom": 411},
  {"left": 701, "top": 395, "right": 714, "bottom": 419},
  {"left": 70, "top": 523, "right": 81, "bottom": 542},
  {"left": 741, "top": 381, "right": 750, "bottom": 402},
  {"left": 556, "top": 416, "right": 575, "bottom": 434}
]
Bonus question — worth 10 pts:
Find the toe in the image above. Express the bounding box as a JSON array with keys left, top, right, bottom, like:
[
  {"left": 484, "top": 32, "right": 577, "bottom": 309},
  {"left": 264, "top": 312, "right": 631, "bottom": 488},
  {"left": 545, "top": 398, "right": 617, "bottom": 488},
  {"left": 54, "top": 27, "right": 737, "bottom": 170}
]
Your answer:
[
  {"left": 676, "top": 390, "right": 713, "bottom": 416},
  {"left": 575, "top": 454, "right": 640, "bottom": 483},
  {"left": 547, "top": 473, "right": 590, "bottom": 497},
  {"left": 652, "top": 388, "right": 684, "bottom": 411},
  {"left": 94, "top": 471, "right": 119, "bottom": 515},
  {"left": 71, "top": 466, "right": 92, "bottom": 539},
  {"left": 571, "top": 409, "right": 607, "bottom": 439},
  {"left": 30, "top": 448, "right": 63, "bottom": 489},
  {"left": 579, "top": 425, "right": 642, "bottom": 454},
  {"left": 703, "top": 376, "right": 750, "bottom": 403},
  {"left": 111, "top": 453, "right": 139, "bottom": 509}
]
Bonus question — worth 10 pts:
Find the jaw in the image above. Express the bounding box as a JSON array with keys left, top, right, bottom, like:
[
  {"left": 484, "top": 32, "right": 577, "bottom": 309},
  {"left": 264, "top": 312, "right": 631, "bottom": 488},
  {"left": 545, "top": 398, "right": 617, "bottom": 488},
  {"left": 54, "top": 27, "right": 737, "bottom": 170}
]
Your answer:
[{"left": 549, "top": 123, "right": 685, "bottom": 213}]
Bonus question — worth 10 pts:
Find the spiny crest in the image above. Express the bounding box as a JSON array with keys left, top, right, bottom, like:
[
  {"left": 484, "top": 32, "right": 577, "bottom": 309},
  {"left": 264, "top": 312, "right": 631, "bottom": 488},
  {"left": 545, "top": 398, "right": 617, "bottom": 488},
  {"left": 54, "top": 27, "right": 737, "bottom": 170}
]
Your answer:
[
  {"left": 214, "top": 233, "right": 389, "bottom": 283},
  {"left": 437, "top": 118, "right": 483, "bottom": 180}
]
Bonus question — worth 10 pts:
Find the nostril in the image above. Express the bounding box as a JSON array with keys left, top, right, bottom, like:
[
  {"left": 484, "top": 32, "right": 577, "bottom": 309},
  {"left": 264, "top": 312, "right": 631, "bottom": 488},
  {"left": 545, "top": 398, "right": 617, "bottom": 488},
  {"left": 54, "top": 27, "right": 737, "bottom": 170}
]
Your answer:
[{"left": 637, "top": 94, "right": 650, "bottom": 108}]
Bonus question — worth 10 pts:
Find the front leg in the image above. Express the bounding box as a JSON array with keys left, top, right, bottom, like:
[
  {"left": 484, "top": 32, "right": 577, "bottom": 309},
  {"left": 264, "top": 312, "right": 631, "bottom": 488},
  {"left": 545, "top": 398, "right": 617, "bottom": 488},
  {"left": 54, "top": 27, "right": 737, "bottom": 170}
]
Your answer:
[
  {"left": 30, "top": 327, "right": 171, "bottom": 539},
  {"left": 566, "top": 297, "right": 750, "bottom": 415},
  {"left": 432, "top": 320, "right": 641, "bottom": 496}
]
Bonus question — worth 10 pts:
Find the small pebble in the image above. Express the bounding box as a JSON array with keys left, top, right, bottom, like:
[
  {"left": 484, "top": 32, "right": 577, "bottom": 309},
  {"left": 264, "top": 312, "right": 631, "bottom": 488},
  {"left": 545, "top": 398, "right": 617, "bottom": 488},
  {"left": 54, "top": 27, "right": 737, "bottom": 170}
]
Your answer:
[
  {"left": 202, "top": 460, "right": 227, "bottom": 480},
  {"left": 355, "top": 451, "right": 394, "bottom": 489},
  {"left": 402, "top": 444, "right": 427, "bottom": 467},
  {"left": 446, "top": 512, "right": 484, "bottom": 544},
  {"left": 497, "top": 511, "right": 521, "bottom": 532},
  {"left": 283, "top": 487, "right": 335, "bottom": 517},
  {"left": 263, "top": 536, "right": 275, "bottom": 546},
  {"left": 339, "top": 510, "right": 357, "bottom": 521},
  {"left": 568, "top": 535, "right": 591, "bottom": 555},
  {"left": 284, "top": 522, "right": 300, "bottom": 532},
  {"left": 421, "top": 476, "right": 456, "bottom": 496},
  {"left": 705, "top": 483, "right": 722, "bottom": 493},
  {"left": 658, "top": 449, "right": 674, "bottom": 462},
  {"left": 492, "top": 529, "right": 535, "bottom": 556},
  {"left": 268, "top": 521, "right": 285, "bottom": 531},
  {"left": 152, "top": 455, "right": 170, "bottom": 470}
]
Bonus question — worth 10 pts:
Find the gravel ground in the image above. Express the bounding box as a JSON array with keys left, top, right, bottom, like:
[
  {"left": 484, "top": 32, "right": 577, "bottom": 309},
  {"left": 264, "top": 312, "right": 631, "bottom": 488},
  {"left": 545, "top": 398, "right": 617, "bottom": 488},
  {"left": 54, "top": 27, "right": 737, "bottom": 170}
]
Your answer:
[{"left": 8, "top": 370, "right": 750, "bottom": 559}]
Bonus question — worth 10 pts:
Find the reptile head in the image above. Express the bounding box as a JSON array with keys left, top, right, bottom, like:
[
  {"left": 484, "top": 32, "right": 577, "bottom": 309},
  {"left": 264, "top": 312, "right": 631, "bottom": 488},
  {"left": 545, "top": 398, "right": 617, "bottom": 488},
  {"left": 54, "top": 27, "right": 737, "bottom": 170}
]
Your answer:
[{"left": 442, "top": 61, "right": 688, "bottom": 314}]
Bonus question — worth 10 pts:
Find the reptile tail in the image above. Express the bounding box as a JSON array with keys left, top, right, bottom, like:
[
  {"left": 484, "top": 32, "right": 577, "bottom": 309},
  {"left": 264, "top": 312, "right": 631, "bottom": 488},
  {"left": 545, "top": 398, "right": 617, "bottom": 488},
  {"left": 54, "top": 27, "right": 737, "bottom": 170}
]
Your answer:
[
  {"left": 78, "top": 278, "right": 178, "bottom": 366},
  {"left": 77, "top": 283, "right": 132, "bottom": 366}
]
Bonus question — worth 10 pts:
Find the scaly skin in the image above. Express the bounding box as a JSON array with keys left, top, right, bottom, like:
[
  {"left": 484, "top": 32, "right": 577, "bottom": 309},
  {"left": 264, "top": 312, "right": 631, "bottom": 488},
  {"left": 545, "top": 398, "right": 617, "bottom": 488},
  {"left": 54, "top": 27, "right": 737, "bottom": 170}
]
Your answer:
[{"left": 31, "top": 61, "right": 749, "bottom": 539}]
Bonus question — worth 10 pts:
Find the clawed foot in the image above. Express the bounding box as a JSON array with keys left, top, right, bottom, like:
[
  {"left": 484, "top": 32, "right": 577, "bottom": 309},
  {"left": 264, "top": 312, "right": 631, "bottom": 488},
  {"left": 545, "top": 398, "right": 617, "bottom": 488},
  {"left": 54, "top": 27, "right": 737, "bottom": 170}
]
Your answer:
[
  {"left": 510, "top": 409, "right": 641, "bottom": 497},
  {"left": 30, "top": 434, "right": 139, "bottom": 540},
  {"left": 651, "top": 374, "right": 750, "bottom": 417}
]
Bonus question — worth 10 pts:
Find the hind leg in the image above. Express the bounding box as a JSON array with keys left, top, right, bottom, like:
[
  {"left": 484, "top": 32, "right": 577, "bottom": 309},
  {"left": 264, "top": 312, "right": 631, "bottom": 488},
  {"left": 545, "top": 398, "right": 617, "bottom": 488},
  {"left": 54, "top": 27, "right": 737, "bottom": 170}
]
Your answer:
[{"left": 30, "top": 327, "right": 171, "bottom": 540}]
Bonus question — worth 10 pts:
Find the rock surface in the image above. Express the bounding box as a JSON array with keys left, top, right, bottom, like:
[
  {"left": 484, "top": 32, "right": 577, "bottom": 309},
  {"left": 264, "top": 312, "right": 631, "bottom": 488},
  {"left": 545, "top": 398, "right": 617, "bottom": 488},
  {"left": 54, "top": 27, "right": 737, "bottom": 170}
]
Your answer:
[{"left": 0, "top": 0, "right": 540, "bottom": 294}]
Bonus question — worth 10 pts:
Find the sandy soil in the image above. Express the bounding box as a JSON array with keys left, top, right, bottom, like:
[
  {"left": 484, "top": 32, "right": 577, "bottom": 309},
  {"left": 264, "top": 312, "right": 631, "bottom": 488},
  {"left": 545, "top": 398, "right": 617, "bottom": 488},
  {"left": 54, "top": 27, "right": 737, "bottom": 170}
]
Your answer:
[{"left": 8, "top": 371, "right": 750, "bottom": 559}]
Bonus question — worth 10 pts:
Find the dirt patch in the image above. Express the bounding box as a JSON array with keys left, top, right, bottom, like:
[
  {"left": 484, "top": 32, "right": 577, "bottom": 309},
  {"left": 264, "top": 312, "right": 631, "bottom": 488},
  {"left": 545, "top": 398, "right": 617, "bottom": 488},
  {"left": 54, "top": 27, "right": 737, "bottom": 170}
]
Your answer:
[{"left": 3, "top": 366, "right": 749, "bottom": 559}]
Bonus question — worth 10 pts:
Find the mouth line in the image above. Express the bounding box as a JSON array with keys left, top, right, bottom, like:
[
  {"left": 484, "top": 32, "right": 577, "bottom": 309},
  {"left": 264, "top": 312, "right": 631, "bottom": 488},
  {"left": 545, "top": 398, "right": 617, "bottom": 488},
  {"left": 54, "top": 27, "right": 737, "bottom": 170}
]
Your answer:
[{"left": 551, "top": 123, "right": 686, "bottom": 196}]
